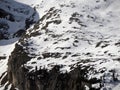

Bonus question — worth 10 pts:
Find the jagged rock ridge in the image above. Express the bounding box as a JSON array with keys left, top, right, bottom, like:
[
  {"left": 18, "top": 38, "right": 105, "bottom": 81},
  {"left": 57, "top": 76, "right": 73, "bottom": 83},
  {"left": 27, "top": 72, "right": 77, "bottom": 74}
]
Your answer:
[{"left": 1, "top": 0, "right": 120, "bottom": 90}]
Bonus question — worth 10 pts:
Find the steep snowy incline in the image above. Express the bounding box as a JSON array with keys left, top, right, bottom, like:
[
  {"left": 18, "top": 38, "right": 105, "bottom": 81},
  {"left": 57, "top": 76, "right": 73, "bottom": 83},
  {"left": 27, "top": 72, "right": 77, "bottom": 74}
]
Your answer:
[
  {"left": 7, "top": 0, "right": 120, "bottom": 89},
  {"left": 0, "top": 0, "right": 119, "bottom": 90},
  {"left": 19, "top": 0, "right": 120, "bottom": 73},
  {"left": 0, "top": 0, "right": 39, "bottom": 89}
]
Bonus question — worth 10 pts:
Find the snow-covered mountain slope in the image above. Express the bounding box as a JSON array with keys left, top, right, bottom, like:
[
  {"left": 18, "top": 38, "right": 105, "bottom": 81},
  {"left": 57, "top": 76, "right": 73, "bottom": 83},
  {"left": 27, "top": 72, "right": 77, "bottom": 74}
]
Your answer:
[
  {"left": 0, "top": 0, "right": 39, "bottom": 89},
  {"left": 1, "top": 0, "right": 120, "bottom": 90},
  {"left": 21, "top": 0, "right": 120, "bottom": 76},
  {"left": 7, "top": 0, "right": 120, "bottom": 90}
]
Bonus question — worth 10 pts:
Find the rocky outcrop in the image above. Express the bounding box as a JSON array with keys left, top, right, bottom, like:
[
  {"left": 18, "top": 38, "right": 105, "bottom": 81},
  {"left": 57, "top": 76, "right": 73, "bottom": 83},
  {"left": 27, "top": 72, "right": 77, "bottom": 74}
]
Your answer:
[
  {"left": 6, "top": 4, "right": 102, "bottom": 90},
  {"left": 8, "top": 44, "right": 31, "bottom": 88},
  {"left": 8, "top": 47, "right": 100, "bottom": 90},
  {"left": 7, "top": 41, "right": 101, "bottom": 90},
  {"left": 6, "top": 0, "right": 120, "bottom": 90}
]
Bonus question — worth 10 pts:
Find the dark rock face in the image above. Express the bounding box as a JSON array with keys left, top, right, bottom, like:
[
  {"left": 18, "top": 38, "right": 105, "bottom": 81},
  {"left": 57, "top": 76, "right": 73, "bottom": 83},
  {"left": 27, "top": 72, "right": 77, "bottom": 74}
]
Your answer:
[
  {"left": 8, "top": 47, "right": 100, "bottom": 90},
  {"left": 13, "top": 29, "right": 25, "bottom": 37},
  {"left": 8, "top": 44, "right": 31, "bottom": 89}
]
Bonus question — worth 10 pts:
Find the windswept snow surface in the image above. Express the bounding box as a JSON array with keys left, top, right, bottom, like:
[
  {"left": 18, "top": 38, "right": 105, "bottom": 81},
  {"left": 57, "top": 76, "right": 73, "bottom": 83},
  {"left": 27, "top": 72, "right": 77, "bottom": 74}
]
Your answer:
[
  {"left": 1, "top": 0, "right": 120, "bottom": 90},
  {"left": 21, "top": 0, "right": 120, "bottom": 73},
  {"left": 16, "top": 0, "right": 120, "bottom": 89}
]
